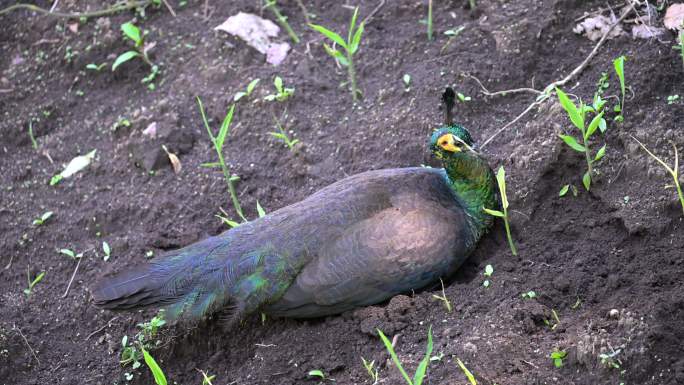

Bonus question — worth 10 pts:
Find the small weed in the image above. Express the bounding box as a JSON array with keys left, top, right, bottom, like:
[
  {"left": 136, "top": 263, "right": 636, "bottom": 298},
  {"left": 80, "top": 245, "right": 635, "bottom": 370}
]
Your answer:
[
  {"left": 571, "top": 297, "right": 582, "bottom": 309},
  {"left": 613, "top": 56, "right": 626, "bottom": 122},
  {"left": 555, "top": 87, "right": 607, "bottom": 191},
  {"left": 558, "top": 184, "right": 578, "bottom": 197},
  {"left": 377, "top": 326, "right": 433, "bottom": 385},
  {"left": 86, "top": 62, "right": 107, "bottom": 71},
  {"left": 28, "top": 120, "right": 37, "bottom": 150},
  {"left": 140, "top": 345, "right": 167, "bottom": 385},
  {"left": 483, "top": 166, "right": 517, "bottom": 256},
  {"left": 264, "top": 1, "right": 299, "bottom": 44},
  {"left": 431, "top": 278, "right": 452, "bottom": 312},
  {"left": 544, "top": 309, "right": 561, "bottom": 330},
  {"left": 197, "top": 369, "right": 216, "bottom": 385},
  {"left": 24, "top": 267, "right": 45, "bottom": 297},
  {"left": 632, "top": 137, "right": 684, "bottom": 215},
  {"left": 455, "top": 358, "right": 477, "bottom": 385},
  {"left": 263, "top": 76, "right": 294, "bottom": 102},
  {"left": 121, "top": 311, "right": 166, "bottom": 369},
  {"left": 308, "top": 369, "right": 326, "bottom": 380},
  {"left": 599, "top": 349, "right": 622, "bottom": 370},
  {"left": 667, "top": 94, "right": 680, "bottom": 105},
  {"left": 550, "top": 348, "right": 567, "bottom": 368},
  {"left": 403, "top": 74, "right": 411, "bottom": 92},
  {"left": 270, "top": 112, "right": 299, "bottom": 150},
  {"left": 521, "top": 291, "right": 537, "bottom": 299},
  {"left": 112, "top": 22, "right": 158, "bottom": 89},
  {"left": 468, "top": 0, "right": 477, "bottom": 10},
  {"left": 426, "top": 0, "right": 433, "bottom": 41},
  {"left": 482, "top": 264, "right": 493, "bottom": 288},
  {"left": 32, "top": 211, "right": 53, "bottom": 226},
  {"left": 361, "top": 357, "right": 379, "bottom": 384},
  {"left": 440, "top": 26, "right": 465, "bottom": 54},
  {"left": 309, "top": 7, "right": 364, "bottom": 101},
  {"left": 102, "top": 241, "right": 111, "bottom": 261},
  {"left": 456, "top": 91, "right": 471, "bottom": 103},
  {"left": 233, "top": 78, "right": 260, "bottom": 102},
  {"left": 197, "top": 97, "right": 246, "bottom": 222},
  {"left": 59, "top": 248, "right": 83, "bottom": 260},
  {"left": 673, "top": 30, "right": 684, "bottom": 72}
]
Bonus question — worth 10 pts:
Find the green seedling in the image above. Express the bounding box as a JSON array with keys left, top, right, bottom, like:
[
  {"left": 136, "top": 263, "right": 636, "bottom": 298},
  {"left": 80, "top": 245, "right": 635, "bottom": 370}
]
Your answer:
[
  {"left": 455, "top": 358, "right": 477, "bottom": 385},
  {"left": 599, "top": 349, "right": 622, "bottom": 369},
  {"left": 86, "top": 62, "right": 107, "bottom": 71},
  {"left": 571, "top": 297, "right": 582, "bottom": 309},
  {"left": 483, "top": 166, "right": 517, "bottom": 256},
  {"left": 233, "top": 79, "right": 260, "bottom": 102},
  {"left": 308, "top": 369, "right": 325, "bottom": 380},
  {"left": 521, "top": 290, "right": 537, "bottom": 299},
  {"left": 50, "top": 149, "right": 97, "bottom": 186},
  {"left": 264, "top": 1, "right": 299, "bottom": 43},
  {"left": 59, "top": 248, "right": 83, "bottom": 260},
  {"left": 613, "top": 56, "right": 626, "bottom": 122},
  {"left": 632, "top": 137, "right": 684, "bottom": 215},
  {"left": 555, "top": 87, "right": 606, "bottom": 191},
  {"left": 440, "top": 26, "right": 465, "bottom": 54},
  {"left": 309, "top": 7, "right": 364, "bottom": 101},
  {"left": 28, "top": 120, "right": 37, "bottom": 149},
  {"left": 426, "top": 0, "right": 433, "bottom": 41},
  {"left": 468, "top": 0, "right": 477, "bottom": 9},
  {"left": 558, "top": 184, "right": 578, "bottom": 197},
  {"left": 674, "top": 30, "right": 684, "bottom": 71},
  {"left": 121, "top": 311, "right": 166, "bottom": 369},
  {"left": 112, "top": 22, "right": 159, "bottom": 88},
  {"left": 482, "top": 264, "right": 493, "bottom": 288},
  {"left": 263, "top": 76, "right": 294, "bottom": 102},
  {"left": 270, "top": 113, "right": 299, "bottom": 150},
  {"left": 596, "top": 72, "right": 610, "bottom": 95},
  {"left": 102, "top": 241, "right": 111, "bottom": 261},
  {"left": 431, "top": 278, "right": 452, "bottom": 312},
  {"left": 196, "top": 97, "right": 246, "bottom": 222},
  {"left": 377, "top": 326, "right": 433, "bottom": 385},
  {"left": 456, "top": 91, "right": 471, "bottom": 103},
  {"left": 544, "top": 309, "right": 561, "bottom": 330},
  {"left": 667, "top": 95, "right": 680, "bottom": 105},
  {"left": 361, "top": 357, "right": 379, "bottom": 384},
  {"left": 429, "top": 352, "right": 444, "bottom": 362},
  {"left": 256, "top": 201, "right": 266, "bottom": 218},
  {"left": 140, "top": 345, "right": 167, "bottom": 385},
  {"left": 24, "top": 267, "right": 45, "bottom": 297},
  {"left": 198, "top": 369, "right": 216, "bottom": 385},
  {"left": 550, "top": 348, "right": 567, "bottom": 368},
  {"left": 32, "top": 211, "right": 53, "bottom": 226},
  {"left": 403, "top": 74, "right": 411, "bottom": 92}
]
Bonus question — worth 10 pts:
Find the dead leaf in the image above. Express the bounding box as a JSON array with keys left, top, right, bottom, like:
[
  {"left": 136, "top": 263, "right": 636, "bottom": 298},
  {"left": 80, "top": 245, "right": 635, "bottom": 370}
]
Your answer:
[
  {"left": 214, "top": 12, "right": 290, "bottom": 65},
  {"left": 143, "top": 122, "right": 157, "bottom": 137},
  {"left": 632, "top": 24, "right": 666, "bottom": 39},
  {"left": 573, "top": 15, "right": 625, "bottom": 42},
  {"left": 68, "top": 23, "right": 79, "bottom": 34},
  {"left": 664, "top": 4, "right": 684, "bottom": 30},
  {"left": 162, "top": 145, "right": 181, "bottom": 174}
]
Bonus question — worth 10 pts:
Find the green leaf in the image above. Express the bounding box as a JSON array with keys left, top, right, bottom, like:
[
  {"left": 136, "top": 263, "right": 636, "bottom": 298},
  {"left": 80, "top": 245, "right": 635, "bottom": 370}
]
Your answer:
[
  {"left": 350, "top": 21, "right": 364, "bottom": 54},
  {"left": 103, "top": 241, "right": 111, "bottom": 256},
  {"left": 273, "top": 76, "right": 283, "bottom": 93},
  {"left": 309, "top": 23, "right": 347, "bottom": 49},
  {"left": 246, "top": 78, "right": 260, "bottom": 95},
  {"left": 582, "top": 171, "right": 591, "bottom": 191},
  {"left": 322, "top": 44, "right": 349, "bottom": 66},
  {"left": 141, "top": 346, "right": 167, "bottom": 385},
  {"left": 585, "top": 111, "right": 604, "bottom": 139},
  {"left": 495, "top": 166, "right": 508, "bottom": 209},
  {"left": 412, "top": 326, "right": 433, "bottom": 385},
  {"left": 112, "top": 51, "right": 140, "bottom": 71},
  {"left": 594, "top": 145, "right": 606, "bottom": 161},
  {"left": 456, "top": 358, "right": 478, "bottom": 385},
  {"left": 555, "top": 88, "right": 584, "bottom": 130},
  {"left": 256, "top": 201, "right": 266, "bottom": 218},
  {"left": 121, "top": 22, "right": 142, "bottom": 46},
  {"left": 233, "top": 91, "right": 246, "bottom": 102},
  {"left": 216, "top": 104, "right": 236, "bottom": 151},
  {"left": 559, "top": 184, "right": 569, "bottom": 197},
  {"left": 483, "top": 208, "right": 504, "bottom": 217},
  {"left": 307, "top": 370, "right": 325, "bottom": 379},
  {"left": 598, "top": 118, "right": 607, "bottom": 133},
  {"left": 402, "top": 74, "right": 411, "bottom": 87},
  {"left": 377, "top": 329, "right": 413, "bottom": 385},
  {"left": 200, "top": 162, "right": 221, "bottom": 168},
  {"left": 59, "top": 249, "right": 75, "bottom": 258},
  {"left": 484, "top": 264, "right": 494, "bottom": 277},
  {"left": 50, "top": 174, "right": 63, "bottom": 186},
  {"left": 559, "top": 134, "right": 586, "bottom": 152},
  {"left": 613, "top": 56, "right": 626, "bottom": 98},
  {"left": 348, "top": 7, "right": 359, "bottom": 44}
]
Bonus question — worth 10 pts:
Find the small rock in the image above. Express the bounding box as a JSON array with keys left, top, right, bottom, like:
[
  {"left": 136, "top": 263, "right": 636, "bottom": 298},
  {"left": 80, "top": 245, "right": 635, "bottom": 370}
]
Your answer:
[
  {"left": 463, "top": 342, "right": 478, "bottom": 355},
  {"left": 608, "top": 309, "right": 620, "bottom": 319}
]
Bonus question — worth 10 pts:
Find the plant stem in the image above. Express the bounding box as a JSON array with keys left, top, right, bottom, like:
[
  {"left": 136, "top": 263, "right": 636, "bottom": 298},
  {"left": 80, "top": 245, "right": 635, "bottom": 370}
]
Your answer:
[
  {"left": 0, "top": 1, "right": 150, "bottom": 18},
  {"left": 427, "top": 0, "right": 433, "bottom": 41},
  {"left": 347, "top": 52, "right": 358, "bottom": 102},
  {"left": 266, "top": 1, "right": 299, "bottom": 44},
  {"left": 503, "top": 215, "right": 517, "bottom": 256},
  {"left": 675, "top": 179, "right": 684, "bottom": 216},
  {"left": 215, "top": 148, "right": 245, "bottom": 222}
]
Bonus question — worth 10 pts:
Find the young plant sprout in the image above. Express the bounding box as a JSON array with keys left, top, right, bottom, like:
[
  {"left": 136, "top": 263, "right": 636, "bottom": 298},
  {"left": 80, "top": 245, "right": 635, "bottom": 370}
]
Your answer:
[
  {"left": 377, "top": 326, "right": 433, "bottom": 385},
  {"left": 32, "top": 211, "right": 53, "bottom": 226},
  {"left": 455, "top": 358, "right": 477, "bottom": 385},
  {"left": 112, "top": 22, "right": 159, "bottom": 88},
  {"left": 86, "top": 62, "right": 107, "bottom": 71},
  {"left": 483, "top": 166, "right": 517, "bottom": 256},
  {"left": 309, "top": 7, "right": 364, "bottom": 101},
  {"left": 675, "top": 30, "right": 684, "bottom": 71},
  {"left": 140, "top": 345, "right": 167, "bottom": 385},
  {"left": 198, "top": 369, "right": 216, "bottom": 385},
  {"left": 403, "top": 74, "right": 411, "bottom": 92},
  {"left": 426, "top": 0, "right": 433, "bottom": 41},
  {"left": 307, "top": 370, "right": 325, "bottom": 380},
  {"left": 264, "top": 1, "right": 299, "bottom": 44},
  {"left": 256, "top": 201, "right": 266, "bottom": 218},
  {"left": 612, "top": 56, "right": 626, "bottom": 122},
  {"left": 482, "top": 264, "right": 493, "bottom": 287},
  {"left": 270, "top": 112, "right": 299, "bottom": 150},
  {"left": 361, "top": 357, "right": 380, "bottom": 384},
  {"left": 102, "top": 241, "right": 111, "bottom": 261},
  {"left": 263, "top": 76, "right": 294, "bottom": 102},
  {"left": 555, "top": 87, "right": 606, "bottom": 191},
  {"left": 233, "top": 78, "right": 260, "bottom": 102},
  {"left": 632, "top": 136, "right": 684, "bottom": 215},
  {"left": 431, "top": 278, "right": 452, "bottom": 312},
  {"left": 550, "top": 348, "right": 567, "bottom": 368},
  {"left": 28, "top": 120, "right": 38, "bottom": 149},
  {"left": 440, "top": 26, "right": 465, "bottom": 54},
  {"left": 24, "top": 267, "right": 45, "bottom": 297},
  {"left": 521, "top": 290, "right": 537, "bottom": 299},
  {"left": 196, "top": 97, "right": 246, "bottom": 222}
]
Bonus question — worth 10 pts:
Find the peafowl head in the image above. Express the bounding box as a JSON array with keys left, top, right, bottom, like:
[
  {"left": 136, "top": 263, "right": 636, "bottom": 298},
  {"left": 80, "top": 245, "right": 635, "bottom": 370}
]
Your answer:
[{"left": 429, "top": 125, "right": 476, "bottom": 160}]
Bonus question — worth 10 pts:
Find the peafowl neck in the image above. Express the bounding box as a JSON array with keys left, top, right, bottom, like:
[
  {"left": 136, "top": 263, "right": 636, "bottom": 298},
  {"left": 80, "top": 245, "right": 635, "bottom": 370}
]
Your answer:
[{"left": 442, "top": 152, "right": 497, "bottom": 243}]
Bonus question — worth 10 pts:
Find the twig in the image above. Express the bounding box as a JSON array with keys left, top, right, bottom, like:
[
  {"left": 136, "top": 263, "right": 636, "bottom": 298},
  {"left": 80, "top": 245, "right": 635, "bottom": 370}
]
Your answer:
[
  {"left": 0, "top": 88, "right": 14, "bottom": 93},
  {"left": 161, "top": 0, "right": 176, "bottom": 17},
  {"left": 12, "top": 324, "right": 40, "bottom": 366},
  {"left": 49, "top": 0, "right": 59, "bottom": 13},
  {"left": 521, "top": 359, "right": 539, "bottom": 369},
  {"left": 295, "top": 0, "right": 311, "bottom": 24},
  {"left": 465, "top": 73, "right": 542, "bottom": 96},
  {"left": 480, "top": 4, "right": 633, "bottom": 149},
  {"left": 362, "top": 0, "right": 386, "bottom": 26},
  {"left": 3, "top": 255, "right": 13, "bottom": 269},
  {"left": 0, "top": 1, "right": 150, "bottom": 18},
  {"left": 62, "top": 257, "right": 82, "bottom": 298},
  {"left": 86, "top": 316, "right": 119, "bottom": 340}
]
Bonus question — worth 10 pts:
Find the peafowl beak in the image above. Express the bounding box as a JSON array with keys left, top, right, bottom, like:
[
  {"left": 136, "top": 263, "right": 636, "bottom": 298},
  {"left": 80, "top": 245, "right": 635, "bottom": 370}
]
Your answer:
[{"left": 437, "top": 133, "right": 462, "bottom": 153}]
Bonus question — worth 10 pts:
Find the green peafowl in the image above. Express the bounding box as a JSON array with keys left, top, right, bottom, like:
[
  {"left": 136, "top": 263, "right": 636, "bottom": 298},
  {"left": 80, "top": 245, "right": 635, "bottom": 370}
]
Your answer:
[{"left": 91, "top": 88, "right": 497, "bottom": 322}]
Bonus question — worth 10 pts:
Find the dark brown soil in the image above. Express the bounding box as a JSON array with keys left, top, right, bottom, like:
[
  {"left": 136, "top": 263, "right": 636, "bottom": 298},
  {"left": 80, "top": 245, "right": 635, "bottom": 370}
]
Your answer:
[{"left": 1, "top": 0, "right": 683, "bottom": 384}]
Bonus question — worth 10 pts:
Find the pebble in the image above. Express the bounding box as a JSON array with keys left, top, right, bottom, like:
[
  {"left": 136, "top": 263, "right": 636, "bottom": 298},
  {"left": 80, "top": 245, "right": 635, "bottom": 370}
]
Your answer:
[{"left": 608, "top": 309, "right": 620, "bottom": 319}]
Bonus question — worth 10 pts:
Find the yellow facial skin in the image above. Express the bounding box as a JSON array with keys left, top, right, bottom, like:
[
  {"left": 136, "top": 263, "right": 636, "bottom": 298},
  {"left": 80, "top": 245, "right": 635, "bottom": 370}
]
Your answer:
[{"left": 437, "top": 134, "right": 461, "bottom": 153}]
